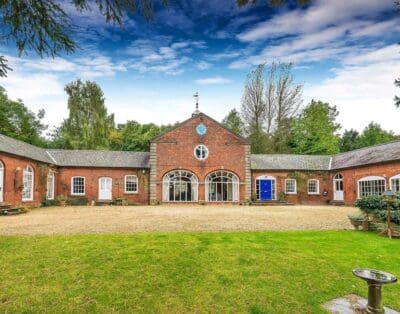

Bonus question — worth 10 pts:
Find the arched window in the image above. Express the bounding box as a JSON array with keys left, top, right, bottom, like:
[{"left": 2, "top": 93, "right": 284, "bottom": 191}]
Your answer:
[
  {"left": 163, "top": 170, "right": 198, "bottom": 202},
  {"left": 390, "top": 174, "right": 400, "bottom": 193},
  {"left": 358, "top": 176, "right": 386, "bottom": 199},
  {"left": 206, "top": 170, "right": 239, "bottom": 202},
  {"left": 22, "top": 165, "right": 34, "bottom": 201},
  {"left": 0, "top": 161, "right": 4, "bottom": 203}
]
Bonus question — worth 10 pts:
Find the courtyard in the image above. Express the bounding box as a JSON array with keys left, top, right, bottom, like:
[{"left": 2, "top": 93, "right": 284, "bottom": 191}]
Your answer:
[{"left": 0, "top": 205, "right": 357, "bottom": 235}]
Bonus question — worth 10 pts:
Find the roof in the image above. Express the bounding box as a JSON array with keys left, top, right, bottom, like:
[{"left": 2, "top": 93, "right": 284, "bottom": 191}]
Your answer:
[
  {"left": 251, "top": 154, "right": 332, "bottom": 171},
  {"left": 331, "top": 141, "right": 400, "bottom": 170},
  {"left": 0, "top": 134, "right": 150, "bottom": 168},
  {"left": 0, "top": 134, "right": 54, "bottom": 164},
  {"left": 151, "top": 111, "right": 249, "bottom": 144},
  {"left": 47, "top": 150, "right": 150, "bottom": 168}
]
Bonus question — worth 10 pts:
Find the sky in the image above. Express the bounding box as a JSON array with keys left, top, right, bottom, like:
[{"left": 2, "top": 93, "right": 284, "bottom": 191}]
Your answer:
[{"left": 1, "top": 0, "right": 400, "bottom": 134}]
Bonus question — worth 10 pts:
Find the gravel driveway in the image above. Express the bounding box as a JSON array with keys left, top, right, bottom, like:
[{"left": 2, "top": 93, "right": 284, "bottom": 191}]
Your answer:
[{"left": 0, "top": 205, "right": 358, "bottom": 235}]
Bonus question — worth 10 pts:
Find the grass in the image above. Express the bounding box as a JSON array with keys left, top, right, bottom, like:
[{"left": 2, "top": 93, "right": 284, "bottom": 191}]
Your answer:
[{"left": 0, "top": 231, "right": 399, "bottom": 313}]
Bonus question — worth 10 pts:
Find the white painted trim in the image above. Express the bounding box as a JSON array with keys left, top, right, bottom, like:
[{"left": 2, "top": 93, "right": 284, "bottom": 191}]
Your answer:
[
  {"left": 357, "top": 176, "right": 386, "bottom": 199},
  {"left": 71, "top": 176, "right": 86, "bottom": 196},
  {"left": 307, "top": 179, "right": 320, "bottom": 195},
  {"left": 390, "top": 174, "right": 400, "bottom": 192},
  {"left": 22, "top": 165, "right": 34, "bottom": 202},
  {"left": 194, "top": 144, "right": 209, "bottom": 161},
  {"left": 46, "top": 171, "right": 55, "bottom": 200},
  {"left": 124, "top": 175, "right": 138, "bottom": 194},
  {"left": 0, "top": 160, "right": 3, "bottom": 203},
  {"left": 285, "top": 178, "right": 297, "bottom": 194},
  {"left": 98, "top": 177, "right": 112, "bottom": 200},
  {"left": 255, "top": 176, "right": 277, "bottom": 200}
]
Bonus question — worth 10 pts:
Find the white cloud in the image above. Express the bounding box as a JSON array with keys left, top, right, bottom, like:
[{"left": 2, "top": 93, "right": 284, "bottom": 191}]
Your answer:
[
  {"left": 305, "top": 45, "right": 400, "bottom": 132},
  {"left": 196, "top": 61, "right": 211, "bottom": 70},
  {"left": 195, "top": 76, "right": 232, "bottom": 85}
]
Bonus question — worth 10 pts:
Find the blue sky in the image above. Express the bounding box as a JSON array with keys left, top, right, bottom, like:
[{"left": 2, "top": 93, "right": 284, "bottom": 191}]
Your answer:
[{"left": 1, "top": 0, "right": 400, "bottom": 133}]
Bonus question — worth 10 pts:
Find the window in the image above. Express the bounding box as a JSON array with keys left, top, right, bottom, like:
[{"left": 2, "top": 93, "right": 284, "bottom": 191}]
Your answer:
[
  {"left": 125, "top": 175, "right": 138, "bottom": 193},
  {"left": 308, "top": 179, "right": 319, "bottom": 195},
  {"left": 22, "top": 165, "right": 34, "bottom": 201},
  {"left": 358, "top": 176, "right": 386, "bottom": 198},
  {"left": 71, "top": 176, "right": 85, "bottom": 195},
  {"left": 163, "top": 170, "right": 198, "bottom": 202},
  {"left": 46, "top": 172, "right": 55, "bottom": 200},
  {"left": 390, "top": 174, "right": 400, "bottom": 193},
  {"left": 194, "top": 145, "right": 208, "bottom": 160},
  {"left": 285, "top": 179, "right": 297, "bottom": 194},
  {"left": 206, "top": 170, "right": 239, "bottom": 202}
]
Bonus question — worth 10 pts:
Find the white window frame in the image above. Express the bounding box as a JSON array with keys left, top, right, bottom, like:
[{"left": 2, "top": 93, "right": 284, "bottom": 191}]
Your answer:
[
  {"left": 71, "top": 176, "right": 86, "bottom": 196},
  {"left": 46, "top": 171, "right": 55, "bottom": 200},
  {"left": 125, "top": 175, "right": 138, "bottom": 194},
  {"left": 390, "top": 174, "right": 400, "bottom": 193},
  {"left": 194, "top": 144, "right": 209, "bottom": 161},
  {"left": 285, "top": 179, "right": 297, "bottom": 194},
  {"left": 255, "top": 175, "right": 276, "bottom": 200},
  {"left": 357, "top": 176, "right": 386, "bottom": 199},
  {"left": 22, "top": 165, "right": 34, "bottom": 202},
  {"left": 308, "top": 179, "right": 320, "bottom": 195}
]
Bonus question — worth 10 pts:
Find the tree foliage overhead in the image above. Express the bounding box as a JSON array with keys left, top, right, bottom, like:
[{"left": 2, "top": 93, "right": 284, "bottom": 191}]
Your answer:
[
  {"left": 357, "top": 122, "right": 397, "bottom": 148},
  {"left": 0, "top": 0, "right": 170, "bottom": 77},
  {"left": 339, "top": 129, "right": 360, "bottom": 153},
  {"left": 291, "top": 100, "right": 340, "bottom": 155},
  {"left": 60, "top": 79, "right": 115, "bottom": 149},
  {"left": 0, "top": 86, "right": 47, "bottom": 146},
  {"left": 222, "top": 109, "right": 244, "bottom": 136}
]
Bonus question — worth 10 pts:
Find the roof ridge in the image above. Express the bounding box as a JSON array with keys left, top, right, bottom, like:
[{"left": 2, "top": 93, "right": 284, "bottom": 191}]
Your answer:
[
  {"left": 47, "top": 148, "right": 149, "bottom": 154},
  {"left": 334, "top": 140, "right": 400, "bottom": 157},
  {"left": 251, "top": 153, "right": 331, "bottom": 158}
]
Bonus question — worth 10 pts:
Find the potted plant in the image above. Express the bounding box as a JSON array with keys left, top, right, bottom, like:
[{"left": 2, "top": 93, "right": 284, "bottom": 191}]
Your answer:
[{"left": 56, "top": 194, "right": 68, "bottom": 207}]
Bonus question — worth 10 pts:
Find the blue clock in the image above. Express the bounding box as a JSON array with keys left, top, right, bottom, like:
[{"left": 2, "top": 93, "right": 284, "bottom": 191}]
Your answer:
[{"left": 196, "top": 123, "right": 207, "bottom": 135}]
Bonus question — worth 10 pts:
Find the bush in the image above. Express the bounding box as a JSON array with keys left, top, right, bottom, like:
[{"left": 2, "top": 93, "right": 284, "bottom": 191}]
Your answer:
[
  {"left": 68, "top": 197, "right": 88, "bottom": 206},
  {"left": 42, "top": 199, "right": 58, "bottom": 207},
  {"left": 355, "top": 194, "right": 400, "bottom": 226}
]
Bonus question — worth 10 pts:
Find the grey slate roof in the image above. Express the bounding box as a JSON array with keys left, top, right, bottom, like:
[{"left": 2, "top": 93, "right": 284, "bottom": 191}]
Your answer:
[
  {"left": 251, "top": 154, "right": 332, "bottom": 171},
  {"left": 0, "top": 134, "right": 149, "bottom": 168},
  {"left": 331, "top": 141, "right": 400, "bottom": 170},
  {"left": 47, "top": 149, "right": 150, "bottom": 168},
  {"left": 0, "top": 134, "right": 54, "bottom": 164}
]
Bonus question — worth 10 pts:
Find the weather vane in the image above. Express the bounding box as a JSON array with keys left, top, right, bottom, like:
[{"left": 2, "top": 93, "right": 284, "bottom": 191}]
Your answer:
[{"left": 193, "top": 92, "right": 199, "bottom": 111}]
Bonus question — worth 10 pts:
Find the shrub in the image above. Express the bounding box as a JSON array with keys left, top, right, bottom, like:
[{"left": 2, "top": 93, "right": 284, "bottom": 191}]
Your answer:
[
  {"left": 355, "top": 195, "right": 400, "bottom": 226},
  {"left": 68, "top": 197, "right": 88, "bottom": 206},
  {"left": 42, "top": 199, "right": 58, "bottom": 207}
]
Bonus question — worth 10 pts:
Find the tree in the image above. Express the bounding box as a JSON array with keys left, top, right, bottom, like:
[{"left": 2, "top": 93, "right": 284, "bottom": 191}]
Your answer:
[
  {"left": 0, "top": 0, "right": 170, "bottom": 77},
  {"left": 340, "top": 129, "right": 360, "bottom": 152},
  {"left": 395, "top": 79, "right": 400, "bottom": 108},
  {"left": 357, "top": 122, "right": 396, "bottom": 148},
  {"left": 109, "top": 121, "right": 173, "bottom": 151},
  {"left": 291, "top": 100, "right": 340, "bottom": 155},
  {"left": 60, "top": 80, "right": 115, "bottom": 149},
  {"left": 222, "top": 109, "right": 244, "bottom": 136},
  {"left": 0, "top": 86, "right": 47, "bottom": 146}
]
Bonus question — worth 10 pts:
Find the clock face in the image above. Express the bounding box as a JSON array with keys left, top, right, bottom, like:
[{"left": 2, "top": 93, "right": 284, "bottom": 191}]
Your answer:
[{"left": 196, "top": 123, "right": 207, "bottom": 135}]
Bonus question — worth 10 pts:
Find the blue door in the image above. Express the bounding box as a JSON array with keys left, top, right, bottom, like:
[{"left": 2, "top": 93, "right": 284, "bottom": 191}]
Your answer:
[{"left": 260, "top": 180, "right": 273, "bottom": 200}]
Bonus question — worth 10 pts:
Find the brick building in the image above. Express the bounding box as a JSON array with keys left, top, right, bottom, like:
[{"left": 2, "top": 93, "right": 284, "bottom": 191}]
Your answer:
[{"left": 0, "top": 111, "right": 399, "bottom": 207}]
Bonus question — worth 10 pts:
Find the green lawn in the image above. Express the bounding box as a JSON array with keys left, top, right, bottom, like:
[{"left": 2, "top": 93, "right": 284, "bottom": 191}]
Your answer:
[{"left": 0, "top": 231, "right": 399, "bottom": 313}]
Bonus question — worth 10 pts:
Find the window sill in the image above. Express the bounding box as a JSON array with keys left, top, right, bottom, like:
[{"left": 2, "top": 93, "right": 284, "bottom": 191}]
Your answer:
[
  {"left": 71, "top": 194, "right": 86, "bottom": 196},
  {"left": 308, "top": 193, "right": 320, "bottom": 196},
  {"left": 124, "top": 192, "right": 138, "bottom": 195},
  {"left": 285, "top": 192, "right": 297, "bottom": 195}
]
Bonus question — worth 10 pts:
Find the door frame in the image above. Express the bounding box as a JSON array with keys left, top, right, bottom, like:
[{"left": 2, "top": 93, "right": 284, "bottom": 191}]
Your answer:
[
  {"left": 333, "top": 173, "right": 344, "bottom": 201},
  {"left": 98, "top": 177, "right": 113, "bottom": 200},
  {"left": 256, "top": 176, "right": 276, "bottom": 201}
]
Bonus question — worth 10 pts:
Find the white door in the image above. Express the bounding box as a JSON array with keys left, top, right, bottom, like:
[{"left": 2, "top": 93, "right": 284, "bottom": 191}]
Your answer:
[
  {"left": 46, "top": 172, "right": 55, "bottom": 200},
  {"left": 0, "top": 162, "right": 3, "bottom": 203},
  {"left": 99, "top": 177, "right": 112, "bottom": 200},
  {"left": 333, "top": 174, "right": 344, "bottom": 201}
]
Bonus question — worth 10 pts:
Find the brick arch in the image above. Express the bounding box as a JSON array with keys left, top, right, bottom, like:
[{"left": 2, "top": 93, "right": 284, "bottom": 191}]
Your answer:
[
  {"left": 162, "top": 169, "right": 199, "bottom": 202},
  {"left": 205, "top": 169, "right": 240, "bottom": 202}
]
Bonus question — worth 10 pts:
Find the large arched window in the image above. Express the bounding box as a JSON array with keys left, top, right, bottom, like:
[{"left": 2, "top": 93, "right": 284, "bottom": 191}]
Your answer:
[
  {"left": 206, "top": 170, "right": 239, "bottom": 202},
  {"left": 0, "top": 161, "right": 4, "bottom": 203},
  {"left": 22, "top": 165, "right": 34, "bottom": 201},
  {"left": 358, "top": 176, "right": 386, "bottom": 199},
  {"left": 163, "top": 170, "right": 198, "bottom": 202}
]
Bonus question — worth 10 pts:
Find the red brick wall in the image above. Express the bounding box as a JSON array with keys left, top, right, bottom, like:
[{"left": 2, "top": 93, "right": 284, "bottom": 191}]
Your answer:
[
  {"left": 334, "top": 161, "right": 400, "bottom": 204},
  {"left": 153, "top": 114, "right": 249, "bottom": 202},
  {"left": 0, "top": 153, "right": 50, "bottom": 207},
  {"left": 251, "top": 170, "right": 331, "bottom": 204},
  {"left": 56, "top": 167, "right": 149, "bottom": 204}
]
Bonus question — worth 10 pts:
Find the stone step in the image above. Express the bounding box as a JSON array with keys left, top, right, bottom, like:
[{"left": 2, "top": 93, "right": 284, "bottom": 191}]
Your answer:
[
  {"left": 0, "top": 203, "right": 11, "bottom": 210},
  {"left": 0, "top": 207, "right": 25, "bottom": 216},
  {"left": 251, "top": 201, "right": 294, "bottom": 206}
]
